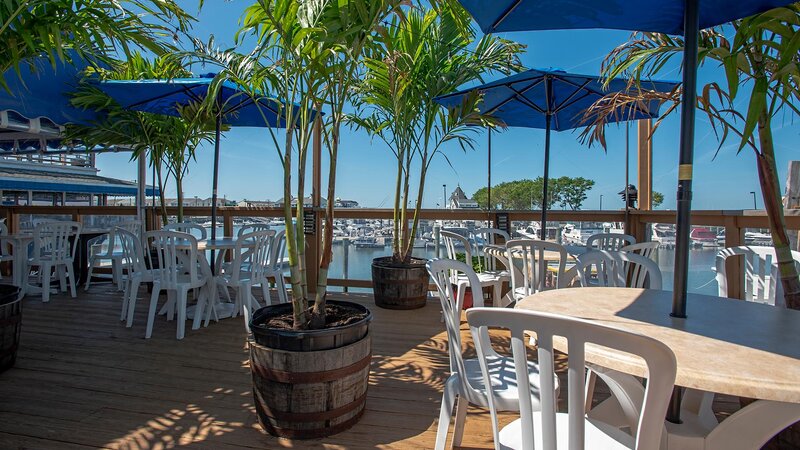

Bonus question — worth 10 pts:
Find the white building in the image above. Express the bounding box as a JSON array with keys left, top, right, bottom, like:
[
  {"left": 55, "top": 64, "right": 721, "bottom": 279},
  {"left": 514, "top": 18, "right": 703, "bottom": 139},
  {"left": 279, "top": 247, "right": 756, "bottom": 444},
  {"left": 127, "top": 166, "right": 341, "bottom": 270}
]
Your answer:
[{"left": 448, "top": 186, "right": 479, "bottom": 210}]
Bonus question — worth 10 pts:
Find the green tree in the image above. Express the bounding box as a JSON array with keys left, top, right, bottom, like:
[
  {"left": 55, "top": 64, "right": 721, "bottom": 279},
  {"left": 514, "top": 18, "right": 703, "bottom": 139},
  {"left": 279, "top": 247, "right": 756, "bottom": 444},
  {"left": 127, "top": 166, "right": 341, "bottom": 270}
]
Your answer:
[
  {"left": 652, "top": 191, "right": 664, "bottom": 208},
  {"left": 581, "top": 5, "right": 800, "bottom": 307},
  {"left": 473, "top": 177, "right": 595, "bottom": 210},
  {"left": 68, "top": 54, "right": 218, "bottom": 223},
  {"left": 354, "top": 5, "right": 523, "bottom": 263},
  {"left": 0, "top": 0, "right": 195, "bottom": 89}
]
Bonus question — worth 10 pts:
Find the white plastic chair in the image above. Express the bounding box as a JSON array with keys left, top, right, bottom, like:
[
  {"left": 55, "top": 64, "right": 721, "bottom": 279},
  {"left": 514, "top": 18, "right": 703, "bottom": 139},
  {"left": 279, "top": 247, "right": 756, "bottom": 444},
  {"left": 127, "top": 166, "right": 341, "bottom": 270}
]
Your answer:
[
  {"left": 505, "top": 239, "right": 568, "bottom": 303},
  {"left": 27, "top": 221, "right": 81, "bottom": 303},
  {"left": 473, "top": 227, "right": 511, "bottom": 273},
  {"left": 620, "top": 241, "right": 659, "bottom": 260},
  {"left": 238, "top": 223, "right": 271, "bottom": 236},
  {"left": 715, "top": 245, "right": 800, "bottom": 306},
  {"left": 441, "top": 230, "right": 505, "bottom": 307},
  {"left": 468, "top": 307, "right": 676, "bottom": 450},
  {"left": 263, "top": 229, "right": 289, "bottom": 304},
  {"left": 116, "top": 227, "right": 153, "bottom": 324},
  {"left": 575, "top": 250, "right": 662, "bottom": 290},
  {"left": 163, "top": 222, "right": 207, "bottom": 240},
  {"left": 427, "top": 259, "right": 555, "bottom": 450},
  {"left": 85, "top": 220, "right": 141, "bottom": 291},
  {"left": 145, "top": 230, "right": 213, "bottom": 340},
  {"left": 217, "top": 230, "right": 276, "bottom": 331},
  {"left": 586, "top": 233, "right": 636, "bottom": 251}
]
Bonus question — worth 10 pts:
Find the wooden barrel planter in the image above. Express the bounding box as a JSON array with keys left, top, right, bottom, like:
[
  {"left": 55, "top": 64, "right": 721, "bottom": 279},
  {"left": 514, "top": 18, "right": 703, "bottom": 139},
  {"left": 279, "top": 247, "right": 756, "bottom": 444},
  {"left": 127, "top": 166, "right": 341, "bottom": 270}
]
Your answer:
[
  {"left": 371, "top": 256, "right": 429, "bottom": 310},
  {"left": 0, "top": 284, "right": 22, "bottom": 374},
  {"left": 249, "top": 300, "right": 372, "bottom": 439}
]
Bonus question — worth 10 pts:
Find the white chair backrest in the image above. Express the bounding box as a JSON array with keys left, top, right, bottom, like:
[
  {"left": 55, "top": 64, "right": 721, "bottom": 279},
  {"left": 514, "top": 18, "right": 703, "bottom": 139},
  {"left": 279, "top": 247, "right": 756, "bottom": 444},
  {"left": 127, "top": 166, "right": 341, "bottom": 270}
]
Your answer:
[
  {"left": 33, "top": 221, "right": 81, "bottom": 263},
  {"left": 116, "top": 227, "right": 147, "bottom": 273},
  {"left": 0, "top": 222, "right": 9, "bottom": 256},
  {"left": 146, "top": 230, "right": 199, "bottom": 288},
  {"left": 467, "top": 307, "right": 676, "bottom": 450},
  {"left": 163, "top": 222, "right": 207, "bottom": 240},
  {"left": 268, "top": 229, "right": 287, "bottom": 272},
  {"left": 230, "top": 230, "right": 275, "bottom": 283},
  {"left": 576, "top": 250, "right": 662, "bottom": 290},
  {"left": 715, "top": 245, "right": 800, "bottom": 306},
  {"left": 616, "top": 251, "right": 663, "bottom": 290},
  {"left": 440, "top": 230, "right": 472, "bottom": 262},
  {"left": 238, "top": 223, "right": 271, "bottom": 237},
  {"left": 586, "top": 233, "right": 636, "bottom": 251},
  {"left": 621, "top": 241, "right": 659, "bottom": 260},
  {"left": 116, "top": 220, "right": 141, "bottom": 235},
  {"left": 506, "top": 239, "right": 568, "bottom": 296},
  {"left": 427, "top": 258, "right": 489, "bottom": 398},
  {"left": 473, "top": 228, "right": 510, "bottom": 271}
]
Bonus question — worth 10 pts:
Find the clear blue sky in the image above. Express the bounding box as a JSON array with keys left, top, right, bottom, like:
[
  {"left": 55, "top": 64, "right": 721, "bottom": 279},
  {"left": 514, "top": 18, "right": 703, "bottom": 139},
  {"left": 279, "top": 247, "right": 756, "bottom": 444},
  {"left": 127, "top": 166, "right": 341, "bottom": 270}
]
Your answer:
[{"left": 96, "top": 0, "right": 799, "bottom": 210}]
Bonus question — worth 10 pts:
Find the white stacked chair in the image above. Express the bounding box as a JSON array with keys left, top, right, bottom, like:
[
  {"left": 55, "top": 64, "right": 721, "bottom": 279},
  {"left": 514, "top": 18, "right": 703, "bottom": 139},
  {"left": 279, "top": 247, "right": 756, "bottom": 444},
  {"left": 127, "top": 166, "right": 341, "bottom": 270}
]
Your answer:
[
  {"left": 145, "top": 230, "right": 213, "bottom": 340},
  {"left": 263, "top": 229, "right": 289, "bottom": 305},
  {"left": 427, "top": 258, "right": 555, "bottom": 450},
  {"left": 216, "top": 230, "right": 276, "bottom": 331},
  {"left": 441, "top": 230, "right": 505, "bottom": 307},
  {"left": 85, "top": 220, "right": 141, "bottom": 291},
  {"left": 586, "top": 233, "right": 636, "bottom": 251},
  {"left": 116, "top": 227, "right": 153, "bottom": 324},
  {"left": 27, "top": 221, "right": 81, "bottom": 303},
  {"left": 505, "top": 239, "right": 568, "bottom": 303},
  {"left": 467, "top": 307, "right": 676, "bottom": 450}
]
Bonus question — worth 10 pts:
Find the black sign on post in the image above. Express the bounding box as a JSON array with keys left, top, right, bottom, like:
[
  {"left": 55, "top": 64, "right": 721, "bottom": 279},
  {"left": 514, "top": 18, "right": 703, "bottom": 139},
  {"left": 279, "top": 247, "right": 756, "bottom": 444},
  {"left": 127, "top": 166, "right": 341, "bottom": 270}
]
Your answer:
[
  {"left": 495, "top": 212, "right": 510, "bottom": 235},
  {"left": 303, "top": 210, "right": 316, "bottom": 235}
]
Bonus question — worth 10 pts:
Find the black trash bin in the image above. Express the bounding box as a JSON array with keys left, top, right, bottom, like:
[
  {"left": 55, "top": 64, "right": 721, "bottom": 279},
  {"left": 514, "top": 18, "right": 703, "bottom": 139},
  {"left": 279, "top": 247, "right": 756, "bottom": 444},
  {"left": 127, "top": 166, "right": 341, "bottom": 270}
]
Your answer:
[{"left": 0, "top": 285, "right": 22, "bottom": 374}]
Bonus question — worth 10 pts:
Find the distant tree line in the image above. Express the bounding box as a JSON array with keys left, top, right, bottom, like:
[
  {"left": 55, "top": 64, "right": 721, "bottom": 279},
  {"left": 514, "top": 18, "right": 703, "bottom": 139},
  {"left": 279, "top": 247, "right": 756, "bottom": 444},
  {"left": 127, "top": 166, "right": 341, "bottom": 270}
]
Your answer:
[{"left": 473, "top": 177, "right": 595, "bottom": 210}]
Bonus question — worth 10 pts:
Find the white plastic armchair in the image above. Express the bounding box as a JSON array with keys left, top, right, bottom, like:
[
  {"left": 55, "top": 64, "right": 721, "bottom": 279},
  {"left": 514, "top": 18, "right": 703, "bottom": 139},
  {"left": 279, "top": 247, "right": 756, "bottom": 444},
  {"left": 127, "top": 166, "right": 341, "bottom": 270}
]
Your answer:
[
  {"left": 116, "top": 227, "right": 153, "bottom": 326},
  {"left": 575, "top": 250, "right": 662, "bottom": 290},
  {"left": 468, "top": 307, "right": 676, "bottom": 450},
  {"left": 505, "top": 239, "right": 568, "bottom": 302},
  {"left": 715, "top": 245, "right": 800, "bottom": 306},
  {"left": 440, "top": 230, "right": 504, "bottom": 307},
  {"left": 586, "top": 233, "right": 636, "bottom": 251},
  {"left": 472, "top": 227, "right": 510, "bottom": 273},
  {"left": 28, "top": 221, "right": 81, "bottom": 303},
  {"left": 163, "top": 222, "right": 207, "bottom": 240},
  {"left": 264, "top": 229, "right": 289, "bottom": 305},
  {"left": 427, "top": 259, "right": 555, "bottom": 450},
  {"left": 145, "top": 230, "right": 212, "bottom": 340},
  {"left": 0, "top": 222, "right": 14, "bottom": 279},
  {"left": 85, "top": 220, "right": 141, "bottom": 291},
  {"left": 620, "top": 241, "right": 659, "bottom": 260}
]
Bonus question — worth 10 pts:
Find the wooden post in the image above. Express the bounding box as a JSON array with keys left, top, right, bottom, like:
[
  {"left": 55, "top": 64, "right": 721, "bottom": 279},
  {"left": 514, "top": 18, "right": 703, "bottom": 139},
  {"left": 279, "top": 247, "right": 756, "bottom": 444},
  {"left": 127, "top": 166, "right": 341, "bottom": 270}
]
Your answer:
[
  {"left": 637, "top": 120, "right": 654, "bottom": 210},
  {"left": 724, "top": 216, "right": 745, "bottom": 299},
  {"left": 307, "top": 115, "right": 322, "bottom": 295}
]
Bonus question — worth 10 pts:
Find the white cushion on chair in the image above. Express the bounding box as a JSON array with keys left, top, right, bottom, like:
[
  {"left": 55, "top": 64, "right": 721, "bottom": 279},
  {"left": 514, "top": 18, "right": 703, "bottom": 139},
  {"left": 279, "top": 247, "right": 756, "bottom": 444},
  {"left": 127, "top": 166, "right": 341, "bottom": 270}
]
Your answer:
[{"left": 499, "top": 412, "right": 635, "bottom": 450}]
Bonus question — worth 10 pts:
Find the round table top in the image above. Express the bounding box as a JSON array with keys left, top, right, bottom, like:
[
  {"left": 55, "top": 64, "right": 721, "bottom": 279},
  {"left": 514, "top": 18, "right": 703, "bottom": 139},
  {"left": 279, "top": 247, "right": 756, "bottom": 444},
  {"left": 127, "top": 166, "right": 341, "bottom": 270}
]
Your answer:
[
  {"left": 195, "top": 238, "right": 255, "bottom": 251},
  {"left": 484, "top": 244, "right": 576, "bottom": 262},
  {"left": 516, "top": 287, "right": 800, "bottom": 403}
]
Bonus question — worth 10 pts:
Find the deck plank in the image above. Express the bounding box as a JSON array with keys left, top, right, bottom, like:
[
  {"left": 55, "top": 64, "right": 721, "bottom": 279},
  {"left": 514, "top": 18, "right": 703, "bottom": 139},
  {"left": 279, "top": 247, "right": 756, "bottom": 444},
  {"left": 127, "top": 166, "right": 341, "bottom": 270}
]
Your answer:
[{"left": 0, "top": 285, "right": 743, "bottom": 449}]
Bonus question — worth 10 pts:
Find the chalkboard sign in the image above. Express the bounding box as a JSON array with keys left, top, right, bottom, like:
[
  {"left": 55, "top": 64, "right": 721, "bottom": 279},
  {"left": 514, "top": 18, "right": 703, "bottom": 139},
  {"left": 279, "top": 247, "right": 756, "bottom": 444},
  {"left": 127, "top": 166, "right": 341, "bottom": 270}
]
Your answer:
[
  {"left": 495, "top": 212, "right": 510, "bottom": 235},
  {"left": 303, "top": 210, "right": 316, "bottom": 235}
]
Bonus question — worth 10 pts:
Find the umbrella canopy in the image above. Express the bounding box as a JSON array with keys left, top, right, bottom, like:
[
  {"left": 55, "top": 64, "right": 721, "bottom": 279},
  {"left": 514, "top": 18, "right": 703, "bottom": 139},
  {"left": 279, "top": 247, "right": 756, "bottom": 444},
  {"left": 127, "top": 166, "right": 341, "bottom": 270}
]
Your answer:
[
  {"left": 0, "top": 52, "right": 103, "bottom": 127},
  {"left": 93, "top": 75, "right": 306, "bottom": 262},
  {"left": 460, "top": 0, "right": 795, "bottom": 35},
  {"left": 455, "top": 0, "right": 794, "bottom": 322},
  {"left": 435, "top": 68, "right": 677, "bottom": 236}
]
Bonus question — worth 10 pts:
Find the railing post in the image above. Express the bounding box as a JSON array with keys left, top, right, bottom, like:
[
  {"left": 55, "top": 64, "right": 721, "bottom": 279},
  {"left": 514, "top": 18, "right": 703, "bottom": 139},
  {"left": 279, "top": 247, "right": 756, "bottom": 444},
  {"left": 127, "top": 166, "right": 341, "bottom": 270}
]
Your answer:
[
  {"left": 343, "top": 237, "right": 350, "bottom": 293},
  {"left": 724, "top": 216, "right": 745, "bottom": 299},
  {"left": 223, "top": 208, "right": 234, "bottom": 238}
]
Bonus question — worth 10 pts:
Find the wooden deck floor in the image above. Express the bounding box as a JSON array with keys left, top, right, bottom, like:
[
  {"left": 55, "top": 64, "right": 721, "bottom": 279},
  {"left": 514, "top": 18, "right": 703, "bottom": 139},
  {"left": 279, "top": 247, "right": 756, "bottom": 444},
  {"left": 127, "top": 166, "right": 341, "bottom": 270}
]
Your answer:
[{"left": 0, "top": 284, "right": 742, "bottom": 449}]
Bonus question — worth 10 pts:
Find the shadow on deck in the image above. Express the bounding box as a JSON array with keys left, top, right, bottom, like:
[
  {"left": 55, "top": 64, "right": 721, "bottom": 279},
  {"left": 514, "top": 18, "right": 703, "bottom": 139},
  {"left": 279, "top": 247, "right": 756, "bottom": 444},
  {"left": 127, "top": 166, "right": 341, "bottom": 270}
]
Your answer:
[{"left": 0, "top": 285, "right": 741, "bottom": 449}]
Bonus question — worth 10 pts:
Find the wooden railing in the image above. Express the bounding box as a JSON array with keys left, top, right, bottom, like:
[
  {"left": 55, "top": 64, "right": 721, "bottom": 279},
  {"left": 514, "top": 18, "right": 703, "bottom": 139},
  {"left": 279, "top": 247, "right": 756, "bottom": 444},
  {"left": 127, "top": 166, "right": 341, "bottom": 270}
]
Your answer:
[{"left": 3, "top": 205, "right": 798, "bottom": 299}]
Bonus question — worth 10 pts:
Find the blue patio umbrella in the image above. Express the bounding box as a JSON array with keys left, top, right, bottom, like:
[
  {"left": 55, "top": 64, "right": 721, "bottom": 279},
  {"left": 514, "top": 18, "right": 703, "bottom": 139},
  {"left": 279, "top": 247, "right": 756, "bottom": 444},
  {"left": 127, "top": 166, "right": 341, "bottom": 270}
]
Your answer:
[
  {"left": 455, "top": 0, "right": 795, "bottom": 321},
  {"left": 93, "top": 75, "right": 299, "bottom": 259},
  {"left": 435, "top": 68, "right": 678, "bottom": 237}
]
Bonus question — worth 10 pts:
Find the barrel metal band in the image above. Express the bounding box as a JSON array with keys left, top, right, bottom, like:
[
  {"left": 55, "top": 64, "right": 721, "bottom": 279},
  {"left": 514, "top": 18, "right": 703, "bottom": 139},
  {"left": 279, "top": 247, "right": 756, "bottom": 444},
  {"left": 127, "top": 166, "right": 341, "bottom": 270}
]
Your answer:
[
  {"left": 255, "top": 389, "right": 367, "bottom": 422},
  {"left": 251, "top": 351, "right": 372, "bottom": 383},
  {"left": 258, "top": 406, "right": 365, "bottom": 439}
]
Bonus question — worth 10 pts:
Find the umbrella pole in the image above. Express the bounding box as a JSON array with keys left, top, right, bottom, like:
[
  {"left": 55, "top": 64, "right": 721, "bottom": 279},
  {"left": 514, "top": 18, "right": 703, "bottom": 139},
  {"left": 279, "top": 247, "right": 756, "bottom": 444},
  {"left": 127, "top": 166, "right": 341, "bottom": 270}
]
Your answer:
[
  {"left": 210, "top": 114, "right": 222, "bottom": 272},
  {"left": 666, "top": 0, "right": 700, "bottom": 426},
  {"left": 541, "top": 115, "right": 551, "bottom": 240},
  {"left": 672, "top": 0, "right": 700, "bottom": 320},
  {"left": 488, "top": 128, "right": 492, "bottom": 212},
  {"left": 625, "top": 123, "right": 630, "bottom": 234}
]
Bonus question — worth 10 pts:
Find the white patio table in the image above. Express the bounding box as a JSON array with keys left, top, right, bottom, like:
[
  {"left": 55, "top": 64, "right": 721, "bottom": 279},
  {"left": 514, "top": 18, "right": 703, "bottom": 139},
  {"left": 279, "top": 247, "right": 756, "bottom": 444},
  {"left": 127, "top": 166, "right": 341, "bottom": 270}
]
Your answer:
[{"left": 516, "top": 287, "right": 800, "bottom": 450}]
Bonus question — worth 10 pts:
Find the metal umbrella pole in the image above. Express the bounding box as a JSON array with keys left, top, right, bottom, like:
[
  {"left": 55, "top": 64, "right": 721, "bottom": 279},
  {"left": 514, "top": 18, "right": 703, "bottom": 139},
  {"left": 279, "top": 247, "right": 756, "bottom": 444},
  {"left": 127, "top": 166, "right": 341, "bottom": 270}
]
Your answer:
[
  {"left": 625, "top": 122, "right": 630, "bottom": 234},
  {"left": 488, "top": 127, "right": 492, "bottom": 212},
  {"left": 210, "top": 113, "right": 222, "bottom": 273},
  {"left": 541, "top": 114, "right": 552, "bottom": 239}
]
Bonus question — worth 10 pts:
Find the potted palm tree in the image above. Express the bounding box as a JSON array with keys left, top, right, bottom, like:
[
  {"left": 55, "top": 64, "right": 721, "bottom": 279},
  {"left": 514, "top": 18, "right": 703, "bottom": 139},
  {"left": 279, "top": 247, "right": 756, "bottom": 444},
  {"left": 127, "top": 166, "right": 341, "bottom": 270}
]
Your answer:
[
  {"left": 354, "top": 5, "right": 523, "bottom": 309},
  {"left": 186, "top": 0, "right": 403, "bottom": 438}
]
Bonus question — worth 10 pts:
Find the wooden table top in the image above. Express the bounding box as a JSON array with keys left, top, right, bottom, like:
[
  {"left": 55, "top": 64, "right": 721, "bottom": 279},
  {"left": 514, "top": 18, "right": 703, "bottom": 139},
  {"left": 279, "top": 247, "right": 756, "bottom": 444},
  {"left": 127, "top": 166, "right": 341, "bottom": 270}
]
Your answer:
[
  {"left": 516, "top": 287, "right": 800, "bottom": 403},
  {"left": 484, "top": 244, "right": 576, "bottom": 262}
]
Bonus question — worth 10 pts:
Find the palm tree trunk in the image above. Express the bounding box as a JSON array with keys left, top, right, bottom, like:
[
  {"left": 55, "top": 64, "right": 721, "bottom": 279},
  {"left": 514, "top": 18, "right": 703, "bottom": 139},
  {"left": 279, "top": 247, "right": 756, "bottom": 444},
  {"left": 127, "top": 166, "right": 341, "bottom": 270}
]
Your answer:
[
  {"left": 175, "top": 174, "right": 184, "bottom": 223},
  {"left": 155, "top": 162, "right": 168, "bottom": 226},
  {"left": 756, "top": 112, "right": 800, "bottom": 308},
  {"left": 284, "top": 130, "right": 307, "bottom": 329},
  {"left": 392, "top": 153, "right": 403, "bottom": 261},
  {"left": 312, "top": 121, "right": 339, "bottom": 329}
]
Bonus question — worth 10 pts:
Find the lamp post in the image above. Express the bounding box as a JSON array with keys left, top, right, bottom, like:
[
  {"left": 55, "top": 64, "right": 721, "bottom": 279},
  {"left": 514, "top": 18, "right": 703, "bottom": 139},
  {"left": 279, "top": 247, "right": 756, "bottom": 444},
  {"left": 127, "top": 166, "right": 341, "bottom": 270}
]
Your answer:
[
  {"left": 443, "top": 184, "right": 447, "bottom": 209},
  {"left": 750, "top": 191, "right": 757, "bottom": 210},
  {"left": 600, "top": 194, "right": 603, "bottom": 210}
]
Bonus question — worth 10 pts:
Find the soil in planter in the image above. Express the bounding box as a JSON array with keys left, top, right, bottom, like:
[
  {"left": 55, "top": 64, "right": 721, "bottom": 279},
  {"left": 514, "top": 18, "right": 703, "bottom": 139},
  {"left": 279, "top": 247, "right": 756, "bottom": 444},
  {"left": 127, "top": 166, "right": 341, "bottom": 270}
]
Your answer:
[{"left": 264, "top": 303, "right": 369, "bottom": 331}]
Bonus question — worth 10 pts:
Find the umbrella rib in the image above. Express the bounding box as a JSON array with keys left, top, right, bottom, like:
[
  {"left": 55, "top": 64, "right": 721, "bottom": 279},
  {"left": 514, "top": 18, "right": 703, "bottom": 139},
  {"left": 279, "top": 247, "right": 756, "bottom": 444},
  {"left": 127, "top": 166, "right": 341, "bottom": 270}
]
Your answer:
[
  {"left": 124, "top": 84, "right": 202, "bottom": 109},
  {"left": 491, "top": 0, "right": 523, "bottom": 32},
  {"left": 485, "top": 79, "right": 546, "bottom": 116}
]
